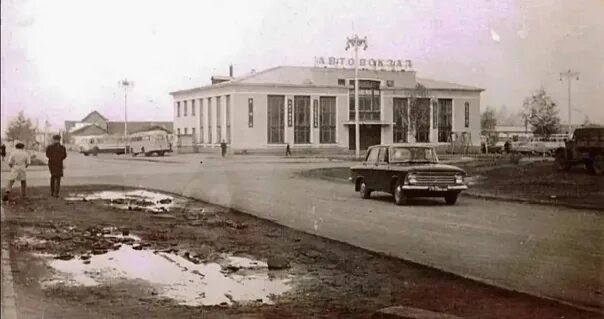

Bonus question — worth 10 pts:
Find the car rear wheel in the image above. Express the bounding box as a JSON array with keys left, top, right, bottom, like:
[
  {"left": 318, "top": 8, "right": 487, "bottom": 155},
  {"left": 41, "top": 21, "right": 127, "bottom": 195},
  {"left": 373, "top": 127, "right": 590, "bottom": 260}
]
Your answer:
[
  {"left": 393, "top": 183, "right": 407, "bottom": 206},
  {"left": 444, "top": 192, "right": 459, "bottom": 205},
  {"left": 359, "top": 181, "right": 372, "bottom": 199},
  {"left": 555, "top": 149, "right": 571, "bottom": 171},
  {"left": 590, "top": 154, "right": 604, "bottom": 175}
]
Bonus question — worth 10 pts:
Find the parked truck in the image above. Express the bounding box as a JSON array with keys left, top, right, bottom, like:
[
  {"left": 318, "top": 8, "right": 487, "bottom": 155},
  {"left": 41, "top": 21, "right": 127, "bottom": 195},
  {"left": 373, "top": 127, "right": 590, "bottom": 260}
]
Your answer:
[{"left": 554, "top": 125, "right": 604, "bottom": 175}]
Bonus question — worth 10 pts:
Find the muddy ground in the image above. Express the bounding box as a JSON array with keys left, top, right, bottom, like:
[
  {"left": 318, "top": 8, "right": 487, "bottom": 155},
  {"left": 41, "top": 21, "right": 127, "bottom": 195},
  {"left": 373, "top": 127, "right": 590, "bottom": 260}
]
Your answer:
[
  {"left": 300, "top": 159, "right": 604, "bottom": 210},
  {"left": 2, "top": 185, "right": 601, "bottom": 319}
]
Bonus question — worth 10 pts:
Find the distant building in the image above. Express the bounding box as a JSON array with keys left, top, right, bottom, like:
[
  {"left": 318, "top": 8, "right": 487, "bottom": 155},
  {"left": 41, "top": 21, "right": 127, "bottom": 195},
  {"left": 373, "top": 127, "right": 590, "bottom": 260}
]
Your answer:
[
  {"left": 170, "top": 65, "right": 483, "bottom": 152},
  {"left": 64, "top": 111, "right": 172, "bottom": 145}
]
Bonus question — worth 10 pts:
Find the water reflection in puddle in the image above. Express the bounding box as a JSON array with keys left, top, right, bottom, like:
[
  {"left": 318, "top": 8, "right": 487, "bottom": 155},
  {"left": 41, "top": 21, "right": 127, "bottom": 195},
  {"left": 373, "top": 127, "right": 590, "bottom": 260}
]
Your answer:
[
  {"left": 40, "top": 246, "right": 292, "bottom": 306},
  {"left": 65, "top": 190, "right": 178, "bottom": 213}
]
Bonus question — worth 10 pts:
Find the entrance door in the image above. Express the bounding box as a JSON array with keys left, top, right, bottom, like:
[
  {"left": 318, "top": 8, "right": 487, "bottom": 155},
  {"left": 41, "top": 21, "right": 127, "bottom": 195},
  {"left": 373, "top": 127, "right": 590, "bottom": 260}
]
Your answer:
[{"left": 349, "top": 125, "right": 382, "bottom": 150}]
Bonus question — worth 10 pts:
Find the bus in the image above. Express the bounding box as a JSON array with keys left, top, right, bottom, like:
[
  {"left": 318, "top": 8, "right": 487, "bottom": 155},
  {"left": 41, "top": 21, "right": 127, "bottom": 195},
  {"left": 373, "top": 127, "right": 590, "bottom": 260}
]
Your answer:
[
  {"left": 79, "top": 135, "right": 127, "bottom": 156},
  {"left": 129, "top": 130, "right": 172, "bottom": 157}
]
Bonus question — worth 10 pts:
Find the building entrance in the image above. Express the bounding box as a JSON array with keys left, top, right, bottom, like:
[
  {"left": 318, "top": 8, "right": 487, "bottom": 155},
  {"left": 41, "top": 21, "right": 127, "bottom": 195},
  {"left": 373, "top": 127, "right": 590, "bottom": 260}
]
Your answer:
[{"left": 348, "top": 125, "right": 381, "bottom": 150}]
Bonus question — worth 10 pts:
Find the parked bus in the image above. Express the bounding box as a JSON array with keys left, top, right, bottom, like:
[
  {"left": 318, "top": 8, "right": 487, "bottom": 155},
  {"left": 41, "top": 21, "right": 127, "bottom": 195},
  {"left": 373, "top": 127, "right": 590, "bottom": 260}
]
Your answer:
[
  {"left": 79, "top": 135, "right": 127, "bottom": 156},
  {"left": 129, "top": 130, "right": 172, "bottom": 157}
]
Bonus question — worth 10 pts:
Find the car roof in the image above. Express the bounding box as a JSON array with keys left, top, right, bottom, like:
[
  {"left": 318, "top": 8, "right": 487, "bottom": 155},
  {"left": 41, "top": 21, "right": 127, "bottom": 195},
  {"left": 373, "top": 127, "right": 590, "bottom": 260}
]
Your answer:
[{"left": 368, "top": 144, "right": 436, "bottom": 149}]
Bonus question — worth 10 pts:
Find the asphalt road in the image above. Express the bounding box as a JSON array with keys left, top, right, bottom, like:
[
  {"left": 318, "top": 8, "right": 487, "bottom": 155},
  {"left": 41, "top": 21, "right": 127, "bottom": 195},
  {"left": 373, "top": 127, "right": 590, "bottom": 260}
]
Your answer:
[{"left": 2, "top": 152, "right": 603, "bottom": 312}]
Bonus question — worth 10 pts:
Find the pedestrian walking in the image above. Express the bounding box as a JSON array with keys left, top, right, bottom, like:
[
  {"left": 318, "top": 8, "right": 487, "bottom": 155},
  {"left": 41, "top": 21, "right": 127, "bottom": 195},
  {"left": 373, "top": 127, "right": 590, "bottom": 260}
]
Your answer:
[
  {"left": 220, "top": 140, "right": 227, "bottom": 157},
  {"left": 285, "top": 143, "right": 292, "bottom": 157},
  {"left": 3, "top": 142, "right": 30, "bottom": 201},
  {"left": 1, "top": 143, "right": 6, "bottom": 161},
  {"left": 46, "top": 135, "right": 67, "bottom": 198}
]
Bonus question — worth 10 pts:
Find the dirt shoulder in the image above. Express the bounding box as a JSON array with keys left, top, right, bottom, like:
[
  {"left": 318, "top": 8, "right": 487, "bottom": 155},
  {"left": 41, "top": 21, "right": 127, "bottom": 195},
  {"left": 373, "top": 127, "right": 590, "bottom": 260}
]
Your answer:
[
  {"left": 299, "top": 159, "right": 604, "bottom": 211},
  {"left": 2, "top": 186, "right": 599, "bottom": 318}
]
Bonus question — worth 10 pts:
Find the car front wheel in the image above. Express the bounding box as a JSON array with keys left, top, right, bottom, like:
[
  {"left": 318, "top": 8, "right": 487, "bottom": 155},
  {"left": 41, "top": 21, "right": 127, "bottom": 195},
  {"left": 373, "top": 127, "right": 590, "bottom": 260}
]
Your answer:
[
  {"left": 393, "top": 183, "right": 407, "bottom": 206},
  {"left": 444, "top": 192, "right": 459, "bottom": 205},
  {"left": 359, "top": 181, "right": 372, "bottom": 199},
  {"left": 590, "top": 154, "right": 604, "bottom": 175}
]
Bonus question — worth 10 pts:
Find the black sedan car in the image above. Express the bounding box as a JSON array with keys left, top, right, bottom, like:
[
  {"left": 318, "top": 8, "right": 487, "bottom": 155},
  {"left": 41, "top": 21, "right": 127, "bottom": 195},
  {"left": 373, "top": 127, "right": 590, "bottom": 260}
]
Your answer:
[{"left": 350, "top": 144, "right": 468, "bottom": 205}]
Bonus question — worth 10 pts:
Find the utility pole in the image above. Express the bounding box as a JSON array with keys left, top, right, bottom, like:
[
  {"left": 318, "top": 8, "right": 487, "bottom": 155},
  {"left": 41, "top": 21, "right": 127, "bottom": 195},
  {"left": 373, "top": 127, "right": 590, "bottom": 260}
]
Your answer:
[
  {"left": 345, "top": 34, "right": 368, "bottom": 159},
  {"left": 560, "top": 70, "right": 579, "bottom": 137},
  {"left": 118, "top": 79, "right": 134, "bottom": 154}
]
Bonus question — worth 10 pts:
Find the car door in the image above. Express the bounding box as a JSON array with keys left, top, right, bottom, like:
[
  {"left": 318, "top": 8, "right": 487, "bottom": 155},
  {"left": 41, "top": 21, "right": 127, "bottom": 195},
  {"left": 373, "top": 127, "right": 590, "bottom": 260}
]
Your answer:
[
  {"left": 362, "top": 147, "right": 380, "bottom": 189},
  {"left": 375, "top": 147, "right": 391, "bottom": 192}
]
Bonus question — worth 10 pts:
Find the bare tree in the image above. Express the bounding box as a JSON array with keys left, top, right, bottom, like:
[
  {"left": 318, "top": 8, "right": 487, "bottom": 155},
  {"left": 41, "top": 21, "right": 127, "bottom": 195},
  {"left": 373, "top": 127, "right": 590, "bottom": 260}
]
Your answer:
[
  {"left": 408, "top": 83, "right": 431, "bottom": 141},
  {"left": 481, "top": 107, "right": 498, "bottom": 144}
]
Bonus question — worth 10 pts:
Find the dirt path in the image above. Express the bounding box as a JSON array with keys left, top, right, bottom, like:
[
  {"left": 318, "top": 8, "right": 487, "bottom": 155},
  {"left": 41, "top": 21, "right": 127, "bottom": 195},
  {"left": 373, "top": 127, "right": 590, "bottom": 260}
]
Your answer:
[{"left": 2, "top": 186, "right": 601, "bottom": 318}]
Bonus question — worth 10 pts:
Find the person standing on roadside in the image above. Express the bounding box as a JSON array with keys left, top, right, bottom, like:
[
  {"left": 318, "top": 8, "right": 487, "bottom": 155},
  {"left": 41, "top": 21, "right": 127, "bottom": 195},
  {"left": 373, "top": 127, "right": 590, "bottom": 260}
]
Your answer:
[
  {"left": 285, "top": 143, "right": 291, "bottom": 157},
  {"left": 3, "top": 142, "right": 30, "bottom": 201},
  {"left": 46, "top": 135, "right": 67, "bottom": 198},
  {"left": 220, "top": 140, "right": 227, "bottom": 157},
  {"left": 1, "top": 143, "right": 6, "bottom": 161}
]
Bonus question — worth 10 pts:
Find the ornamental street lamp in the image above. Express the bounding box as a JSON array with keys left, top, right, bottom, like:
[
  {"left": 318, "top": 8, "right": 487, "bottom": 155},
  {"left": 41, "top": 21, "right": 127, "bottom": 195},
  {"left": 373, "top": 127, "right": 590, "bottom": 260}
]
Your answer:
[
  {"left": 118, "top": 79, "right": 134, "bottom": 154},
  {"left": 559, "top": 70, "right": 579, "bottom": 137},
  {"left": 346, "top": 34, "right": 368, "bottom": 159}
]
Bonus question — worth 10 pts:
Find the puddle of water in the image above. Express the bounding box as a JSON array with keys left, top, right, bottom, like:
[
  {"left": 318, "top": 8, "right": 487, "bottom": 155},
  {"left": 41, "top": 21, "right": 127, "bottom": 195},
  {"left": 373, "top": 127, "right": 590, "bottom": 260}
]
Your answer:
[
  {"left": 65, "top": 190, "right": 178, "bottom": 213},
  {"left": 40, "top": 246, "right": 292, "bottom": 306}
]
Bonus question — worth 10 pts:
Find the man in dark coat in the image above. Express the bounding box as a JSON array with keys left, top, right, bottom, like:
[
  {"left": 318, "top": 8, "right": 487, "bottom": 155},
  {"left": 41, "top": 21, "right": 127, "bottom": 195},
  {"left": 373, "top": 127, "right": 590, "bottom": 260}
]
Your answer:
[
  {"left": 46, "top": 135, "right": 67, "bottom": 198},
  {"left": 220, "top": 140, "right": 227, "bottom": 157}
]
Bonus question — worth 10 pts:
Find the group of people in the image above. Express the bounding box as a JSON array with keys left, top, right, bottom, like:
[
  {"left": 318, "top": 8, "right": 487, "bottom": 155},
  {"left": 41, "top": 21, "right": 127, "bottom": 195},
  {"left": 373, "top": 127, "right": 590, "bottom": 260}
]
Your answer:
[{"left": 2, "top": 135, "right": 67, "bottom": 201}]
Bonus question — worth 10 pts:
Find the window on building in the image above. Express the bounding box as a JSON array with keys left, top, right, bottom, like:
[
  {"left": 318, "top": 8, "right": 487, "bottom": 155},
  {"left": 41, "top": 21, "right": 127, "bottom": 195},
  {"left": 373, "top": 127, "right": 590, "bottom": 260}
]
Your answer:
[
  {"left": 294, "top": 96, "right": 311, "bottom": 144},
  {"left": 319, "top": 96, "right": 336, "bottom": 143},
  {"left": 226, "top": 95, "right": 231, "bottom": 144},
  {"left": 349, "top": 80, "right": 381, "bottom": 121},
  {"left": 207, "top": 97, "right": 213, "bottom": 143},
  {"left": 393, "top": 98, "right": 408, "bottom": 143},
  {"left": 338, "top": 79, "right": 346, "bottom": 86},
  {"left": 184, "top": 128, "right": 188, "bottom": 135},
  {"left": 413, "top": 98, "right": 431, "bottom": 142},
  {"left": 248, "top": 98, "right": 254, "bottom": 128},
  {"left": 199, "top": 98, "right": 204, "bottom": 143},
  {"left": 432, "top": 100, "right": 438, "bottom": 127},
  {"left": 184, "top": 100, "right": 188, "bottom": 116},
  {"left": 216, "top": 96, "right": 222, "bottom": 143},
  {"left": 438, "top": 99, "right": 453, "bottom": 142},
  {"left": 267, "top": 95, "right": 285, "bottom": 144},
  {"left": 191, "top": 99, "right": 196, "bottom": 116},
  {"left": 464, "top": 102, "right": 470, "bottom": 128},
  {"left": 386, "top": 80, "right": 394, "bottom": 87},
  {"left": 192, "top": 128, "right": 196, "bottom": 143},
  {"left": 177, "top": 102, "right": 181, "bottom": 117},
  {"left": 177, "top": 128, "right": 181, "bottom": 136}
]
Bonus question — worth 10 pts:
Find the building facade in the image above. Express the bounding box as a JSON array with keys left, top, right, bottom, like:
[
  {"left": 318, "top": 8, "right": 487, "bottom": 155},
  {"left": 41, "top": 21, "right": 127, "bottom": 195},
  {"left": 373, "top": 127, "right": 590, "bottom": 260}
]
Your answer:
[{"left": 170, "top": 66, "right": 483, "bottom": 152}]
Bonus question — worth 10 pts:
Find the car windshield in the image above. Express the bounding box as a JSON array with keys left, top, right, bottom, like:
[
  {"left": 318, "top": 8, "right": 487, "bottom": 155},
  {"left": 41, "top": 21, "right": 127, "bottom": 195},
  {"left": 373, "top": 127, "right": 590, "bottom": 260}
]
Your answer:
[{"left": 390, "top": 147, "right": 438, "bottom": 163}]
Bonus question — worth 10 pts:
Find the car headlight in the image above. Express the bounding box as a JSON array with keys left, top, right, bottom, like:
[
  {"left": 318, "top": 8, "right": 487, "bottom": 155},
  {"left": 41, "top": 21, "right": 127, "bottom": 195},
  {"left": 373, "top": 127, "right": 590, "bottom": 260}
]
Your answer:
[
  {"left": 455, "top": 173, "right": 464, "bottom": 184},
  {"left": 406, "top": 172, "right": 417, "bottom": 184}
]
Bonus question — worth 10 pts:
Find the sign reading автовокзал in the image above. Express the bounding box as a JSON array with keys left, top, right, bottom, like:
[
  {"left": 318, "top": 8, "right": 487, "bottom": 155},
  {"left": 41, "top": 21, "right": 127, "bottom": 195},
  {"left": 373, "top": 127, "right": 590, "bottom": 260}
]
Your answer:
[{"left": 314, "top": 57, "right": 413, "bottom": 71}]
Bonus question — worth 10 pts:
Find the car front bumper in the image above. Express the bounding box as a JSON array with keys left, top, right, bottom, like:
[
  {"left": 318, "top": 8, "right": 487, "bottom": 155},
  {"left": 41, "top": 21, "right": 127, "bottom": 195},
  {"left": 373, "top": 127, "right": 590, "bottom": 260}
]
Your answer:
[{"left": 401, "top": 185, "right": 468, "bottom": 191}]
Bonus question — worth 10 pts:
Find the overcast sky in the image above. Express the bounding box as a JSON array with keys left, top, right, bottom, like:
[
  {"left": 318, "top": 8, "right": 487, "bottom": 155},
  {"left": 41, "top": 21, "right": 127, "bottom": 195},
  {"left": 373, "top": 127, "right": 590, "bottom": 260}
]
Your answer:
[{"left": 1, "top": 0, "right": 603, "bottom": 131}]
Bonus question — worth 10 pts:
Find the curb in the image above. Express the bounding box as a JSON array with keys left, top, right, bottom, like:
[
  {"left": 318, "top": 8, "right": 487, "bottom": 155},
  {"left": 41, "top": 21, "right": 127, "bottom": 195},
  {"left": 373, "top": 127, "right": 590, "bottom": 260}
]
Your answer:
[
  {"left": 463, "top": 191, "right": 603, "bottom": 212},
  {"left": 1, "top": 206, "right": 17, "bottom": 319},
  {"left": 373, "top": 306, "right": 463, "bottom": 319}
]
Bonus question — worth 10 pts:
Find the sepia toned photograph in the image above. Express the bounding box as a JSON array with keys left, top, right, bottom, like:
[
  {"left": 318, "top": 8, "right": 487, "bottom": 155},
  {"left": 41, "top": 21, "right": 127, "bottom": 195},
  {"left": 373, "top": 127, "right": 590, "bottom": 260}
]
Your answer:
[{"left": 1, "top": 1, "right": 602, "bottom": 318}]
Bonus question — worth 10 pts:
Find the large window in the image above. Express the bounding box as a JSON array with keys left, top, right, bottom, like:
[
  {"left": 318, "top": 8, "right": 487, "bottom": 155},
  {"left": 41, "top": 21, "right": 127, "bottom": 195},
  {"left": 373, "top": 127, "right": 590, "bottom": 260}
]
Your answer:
[
  {"left": 294, "top": 96, "right": 311, "bottom": 144},
  {"left": 464, "top": 102, "right": 470, "bottom": 128},
  {"left": 199, "top": 98, "right": 204, "bottom": 143},
  {"left": 349, "top": 80, "right": 381, "bottom": 121},
  {"left": 248, "top": 98, "right": 254, "bottom": 127},
  {"left": 176, "top": 102, "right": 181, "bottom": 117},
  {"left": 393, "top": 98, "right": 408, "bottom": 143},
  {"left": 319, "top": 96, "right": 336, "bottom": 143},
  {"left": 184, "top": 100, "right": 188, "bottom": 116},
  {"left": 207, "top": 97, "right": 212, "bottom": 144},
  {"left": 226, "top": 95, "right": 231, "bottom": 143},
  {"left": 191, "top": 99, "right": 196, "bottom": 116},
  {"left": 438, "top": 99, "right": 452, "bottom": 142},
  {"left": 216, "top": 96, "right": 222, "bottom": 143},
  {"left": 267, "top": 95, "right": 285, "bottom": 144},
  {"left": 412, "top": 98, "right": 431, "bottom": 142}
]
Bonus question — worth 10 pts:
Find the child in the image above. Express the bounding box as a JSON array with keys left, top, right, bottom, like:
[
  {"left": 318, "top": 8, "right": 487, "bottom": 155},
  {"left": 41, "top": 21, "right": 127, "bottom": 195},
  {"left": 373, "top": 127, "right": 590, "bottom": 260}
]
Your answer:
[{"left": 3, "top": 142, "right": 30, "bottom": 201}]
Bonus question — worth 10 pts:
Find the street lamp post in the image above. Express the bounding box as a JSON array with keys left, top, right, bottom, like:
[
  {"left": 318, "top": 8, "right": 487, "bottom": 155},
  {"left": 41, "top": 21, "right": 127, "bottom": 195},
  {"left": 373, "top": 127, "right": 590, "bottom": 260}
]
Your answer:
[
  {"left": 346, "top": 35, "right": 368, "bottom": 159},
  {"left": 118, "top": 79, "right": 134, "bottom": 154},
  {"left": 560, "top": 70, "right": 579, "bottom": 137}
]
